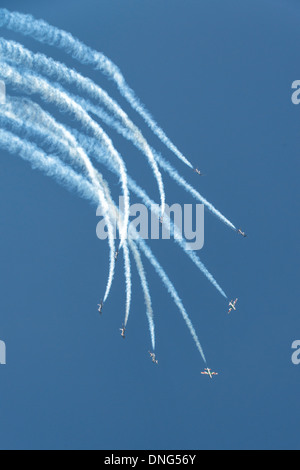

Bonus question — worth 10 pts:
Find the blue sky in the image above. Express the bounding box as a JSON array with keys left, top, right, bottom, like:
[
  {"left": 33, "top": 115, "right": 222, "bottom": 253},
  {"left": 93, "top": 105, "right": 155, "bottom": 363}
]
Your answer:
[{"left": 0, "top": 0, "right": 299, "bottom": 450}]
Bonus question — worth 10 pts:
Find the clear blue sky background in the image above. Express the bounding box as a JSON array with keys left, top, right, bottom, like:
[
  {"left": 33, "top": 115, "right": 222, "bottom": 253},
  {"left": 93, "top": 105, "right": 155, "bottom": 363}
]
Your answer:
[{"left": 0, "top": 0, "right": 299, "bottom": 450}]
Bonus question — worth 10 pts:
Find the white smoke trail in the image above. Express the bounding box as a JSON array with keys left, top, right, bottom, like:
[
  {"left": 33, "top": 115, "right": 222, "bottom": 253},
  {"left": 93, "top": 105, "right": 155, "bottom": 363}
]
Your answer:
[
  {"left": 134, "top": 236, "right": 207, "bottom": 363},
  {"left": 0, "top": 99, "right": 151, "bottom": 342},
  {"left": 88, "top": 172, "right": 146, "bottom": 337},
  {"left": 13, "top": 97, "right": 226, "bottom": 298},
  {"left": 0, "top": 8, "right": 193, "bottom": 168},
  {"left": 121, "top": 240, "right": 132, "bottom": 327},
  {"left": 1, "top": 97, "right": 94, "bottom": 175},
  {"left": 65, "top": 127, "right": 227, "bottom": 298},
  {"left": 128, "top": 239, "right": 155, "bottom": 351},
  {"left": 0, "top": 97, "right": 155, "bottom": 350},
  {"left": 70, "top": 97, "right": 236, "bottom": 231},
  {"left": 0, "top": 128, "right": 100, "bottom": 204},
  {"left": 0, "top": 38, "right": 166, "bottom": 216},
  {"left": 0, "top": 99, "right": 133, "bottom": 335},
  {"left": 95, "top": 169, "right": 132, "bottom": 330},
  {"left": 0, "top": 100, "right": 135, "bottom": 318},
  {"left": 0, "top": 60, "right": 130, "bottom": 250},
  {"left": 0, "top": 103, "right": 117, "bottom": 302},
  {"left": 0, "top": 36, "right": 234, "bottom": 231},
  {"left": 0, "top": 128, "right": 204, "bottom": 361}
]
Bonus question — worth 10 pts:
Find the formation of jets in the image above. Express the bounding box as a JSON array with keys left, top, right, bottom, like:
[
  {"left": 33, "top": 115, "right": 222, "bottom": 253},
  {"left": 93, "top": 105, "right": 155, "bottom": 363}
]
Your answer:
[
  {"left": 201, "top": 368, "right": 218, "bottom": 379},
  {"left": 149, "top": 351, "right": 158, "bottom": 365},
  {"left": 97, "top": 294, "right": 239, "bottom": 376},
  {"left": 96, "top": 171, "right": 246, "bottom": 378},
  {"left": 98, "top": 295, "right": 240, "bottom": 379},
  {"left": 228, "top": 298, "right": 238, "bottom": 314},
  {"left": 97, "top": 293, "right": 240, "bottom": 377}
]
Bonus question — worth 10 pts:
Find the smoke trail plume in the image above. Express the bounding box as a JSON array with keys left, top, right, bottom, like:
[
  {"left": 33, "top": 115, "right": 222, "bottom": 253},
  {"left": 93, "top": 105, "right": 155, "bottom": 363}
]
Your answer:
[
  {"left": 129, "top": 239, "right": 155, "bottom": 350},
  {"left": 0, "top": 60, "right": 130, "bottom": 251},
  {"left": 65, "top": 127, "right": 227, "bottom": 298},
  {"left": 0, "top": 8, "right": 193, "bottom": 168},
  {"left": 71, "top": 97, "right": 236, "bottom": 231},
  {"left": 0, "top": 38, "right": 166, "bottom": 216},
  {"left": 0, "top": 128, "right": 203, "bottom": 361}
]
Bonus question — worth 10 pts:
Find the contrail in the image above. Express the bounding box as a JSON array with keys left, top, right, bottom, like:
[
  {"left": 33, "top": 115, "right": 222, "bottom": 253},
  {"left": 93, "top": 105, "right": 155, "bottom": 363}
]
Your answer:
[
  {"left": 66, "top": 127, "right": 227, "bottom": 298},
  {"left": 0, "top": 127, "right": 204, "bottom": 362},
  {"left": 0, "top": 98, "right": 207, "bottom": 352},
  {"left": 0, "top": 38, "right": 166, "bottom": 218},
  {"left": 0, "top": 10, "right": 239, "bottom": 365},
  {"left": 120, "top": 237, "right": 131, "bottom": 327},
  {"left": 134, "top": 236, "right": 207, "bottom": 364},
  {"left": 153, "top": 150, "right": 237, "bottom": 231},
  {"left": 0, "top": 98, "right": 133, "bottom": 333},
  {"left": 71, "top": 97, "right": 236, "bottom": 231},
  {"left": 0, "top": 128, "right": 101, "bottom": 205},
  {"left": 0, "top": 8, "right": 193, "bottom": 169},
  {"left": 99, "top": 175, "right": 132, "bottom": 329},
  {"left": 0, "top": 60, "right": 130, "bottom": 250},
  {"left": 1, "top": 96, "right": 97, "bottom": 176},
  {"left": 0, "top": 38, "right": 166, "bottom": 216},
  {"left": 129, "top": 239, "right": 155, "bottom": 351},
  {"left": 0, "top": 98, "right": 147, "bottom": 339},
  {"left": 0, "top": 104, "right": 117, "bottom": 302},
  {"left": 0, "top": 99, "right": 135, "bottom": 315},
  {"left": 26, "top": 101, "right": 145, "bottom": 337}
]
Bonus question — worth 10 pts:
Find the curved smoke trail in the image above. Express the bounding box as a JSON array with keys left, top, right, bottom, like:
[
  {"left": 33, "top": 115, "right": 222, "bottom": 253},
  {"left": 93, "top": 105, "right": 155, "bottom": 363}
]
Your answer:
[
  {"left": 0, "top": 99, "right": 150, "bottom": 345},
  {"left": 0, "top": 8, "right": 192, "bottom": 169},
  {"left": 0, "top": 61, "right": 130, "bottom": 301},
  {"left": 134, "top": 236, "right": 207, "bottom": 363},
  {"left": 0, "top": 60, "right": 130, "bottom": 251},
  {"left": 66, "top": 128, "right": 227, "bottom": 297},
  {"left": 0, "top": 128, "right": 205, "bottom": 361},
  {"left": 0, "top": 11, "right": 239, "bottom": 364},
  {"left": 129, "top": 239, "right": 155, "bottom": 351},
  {"left": 0, "top": 37, "right": 166, "bottom": 216},
  {"left": 70, "top": 96, "right": 236, "bottom": 231},
  {"left": 0, "top": 103, "right": 117, "bottom": 302},
  {"left": 0, "top": 36, "right": 235, "bottom": 229},
  {"left": 0, "top": 100, "right": 134, "bottom": 320},
  {"left": 0, "top": 93, "right": 227, "bottom": 297}
]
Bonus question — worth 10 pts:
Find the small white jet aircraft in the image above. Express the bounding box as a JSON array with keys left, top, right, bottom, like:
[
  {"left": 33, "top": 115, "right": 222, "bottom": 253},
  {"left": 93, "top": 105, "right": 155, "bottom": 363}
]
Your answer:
[
  {"left": 115, "top": 250, "right": 119, "bottom": 261},
  {"left": 149, "top": 351, "right": 158, "bottom": 364},
  {"left": 120, "top": 325, "right": 126, "bottom": 339},
  {"left": 98, "top": 301, "right": 103, "bottom": 314},
  {"left": 237, "top": 228, "right": 247, "bottom": 238},
  {"left": 201, "top": 368, "right": 218, "bottom": 379},
  {"left": 228, "top": 298, "right": 238, "bottom": 314},
  {"left": 194, "top": 168, "right": 204, "bottom": 176}
]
